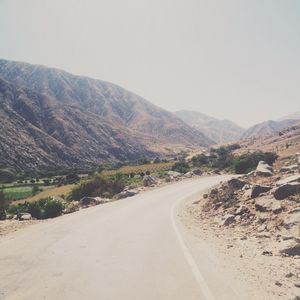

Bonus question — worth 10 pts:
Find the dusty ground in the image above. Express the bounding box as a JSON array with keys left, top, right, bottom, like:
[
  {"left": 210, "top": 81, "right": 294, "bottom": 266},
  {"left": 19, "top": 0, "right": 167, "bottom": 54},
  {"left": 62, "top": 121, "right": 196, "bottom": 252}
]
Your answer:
[
  {"left": 181, "top": 190, "right": 300, "bottom": 300},
  {"left": 0, "top": 219, "right": 44, "bottom": 236}
]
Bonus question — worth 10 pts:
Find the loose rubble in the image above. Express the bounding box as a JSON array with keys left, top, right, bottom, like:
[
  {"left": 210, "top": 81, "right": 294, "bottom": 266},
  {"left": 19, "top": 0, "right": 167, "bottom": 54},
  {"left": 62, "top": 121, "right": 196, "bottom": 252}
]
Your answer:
[{"left": 185, "top": 157, "right": 300, "bottom": 299}]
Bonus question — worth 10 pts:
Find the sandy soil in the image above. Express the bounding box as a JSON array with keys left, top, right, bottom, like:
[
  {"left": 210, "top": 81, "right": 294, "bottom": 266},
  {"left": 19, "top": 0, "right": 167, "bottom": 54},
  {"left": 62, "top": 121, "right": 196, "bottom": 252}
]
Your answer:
[{"left": 0, "top": 219, "right": 44, "bottom": 236}]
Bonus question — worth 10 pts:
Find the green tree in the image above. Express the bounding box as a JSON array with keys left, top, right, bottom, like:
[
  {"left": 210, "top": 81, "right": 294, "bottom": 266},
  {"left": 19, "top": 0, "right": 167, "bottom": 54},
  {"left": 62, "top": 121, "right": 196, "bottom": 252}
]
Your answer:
[{"left": 0, "top": 190, "right": 9, "bottom": 220}]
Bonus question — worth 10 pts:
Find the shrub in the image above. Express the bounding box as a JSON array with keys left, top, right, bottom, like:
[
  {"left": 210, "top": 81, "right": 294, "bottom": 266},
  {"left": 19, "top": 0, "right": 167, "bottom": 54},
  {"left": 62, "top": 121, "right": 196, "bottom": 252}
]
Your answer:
[
  {"left": 172, "top": 161, "right": 190, "bottom": 174},
  {"left": 190, "top": 147, "right": 277, "bottom": 175},
  {"left": 44, "top": 199, "right": 64, "bottom": 218},
  {"left": 32, "top": 185, "right": 40, "bottom": 195},
  {"left": 70, "top": 175, "right": 124, "bottom": 201},
  {"left": 7, "top": 203, "right": 28, "bottom": 216},
  {"left": 65, "top": 173, "right": 80, "bottom": 184},
  {"left": 7, "top": 198, "right": 65, "bottom": 219},
  {"left": 27, "top": 201, "right": 43, "bottom": 219},
  {"left": 0, "top": 190, "right": 9, "bottom": 219},
  {"left": 191, "top": 154, "right": 209, "bottom": 167},
  {"left": 233, "top": 152, "right": 278, "bottom": 174}
]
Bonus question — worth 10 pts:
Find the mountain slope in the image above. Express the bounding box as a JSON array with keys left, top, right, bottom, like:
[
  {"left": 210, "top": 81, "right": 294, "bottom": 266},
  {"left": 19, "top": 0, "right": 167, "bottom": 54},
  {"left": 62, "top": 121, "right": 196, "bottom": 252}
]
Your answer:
[
  {"left": 0, "top": 59, "right": 213, "bottom": 171},
  {"left": 241, "top": 119, "right": 299, "bottom": 140},
  {"left": 175, "top": 110, "right": 244, "bottom": 143},
  {"left": 0, "top": 77, "right": 157, "bottom": 171},
  {"left": 0, "top": 59, "right": 212, "bottom": 149}
]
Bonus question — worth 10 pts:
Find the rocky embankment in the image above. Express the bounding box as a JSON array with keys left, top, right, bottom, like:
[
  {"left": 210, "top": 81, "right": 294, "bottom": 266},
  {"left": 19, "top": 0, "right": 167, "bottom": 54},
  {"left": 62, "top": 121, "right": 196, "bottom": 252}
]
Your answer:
[{"left": 186, "top": 157, "right": 300, "bottom": 300}]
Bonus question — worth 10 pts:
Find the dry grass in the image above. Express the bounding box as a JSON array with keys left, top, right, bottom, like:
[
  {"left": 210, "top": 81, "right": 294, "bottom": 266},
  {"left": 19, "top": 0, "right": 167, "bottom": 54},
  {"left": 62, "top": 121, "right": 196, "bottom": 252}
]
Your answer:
[{"left": 15, "top": 184, "right": 75, "bottom": 204}]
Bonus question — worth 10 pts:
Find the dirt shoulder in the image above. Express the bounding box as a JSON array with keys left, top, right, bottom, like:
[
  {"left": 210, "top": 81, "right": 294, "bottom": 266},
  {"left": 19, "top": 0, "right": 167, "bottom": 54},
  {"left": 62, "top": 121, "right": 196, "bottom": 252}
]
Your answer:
[{"left": 181, "top": 189, "right": 300, "bottom": 300}]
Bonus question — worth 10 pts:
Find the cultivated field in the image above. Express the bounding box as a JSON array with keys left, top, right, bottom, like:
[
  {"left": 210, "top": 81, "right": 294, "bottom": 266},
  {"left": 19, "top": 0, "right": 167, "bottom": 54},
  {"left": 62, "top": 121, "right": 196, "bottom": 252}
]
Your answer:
[
  {"left": 14, "top": 184, "right": 75, "bottom": 204},
  {"left": 102, "top": 162, "right": 174, "bottom": 176}
]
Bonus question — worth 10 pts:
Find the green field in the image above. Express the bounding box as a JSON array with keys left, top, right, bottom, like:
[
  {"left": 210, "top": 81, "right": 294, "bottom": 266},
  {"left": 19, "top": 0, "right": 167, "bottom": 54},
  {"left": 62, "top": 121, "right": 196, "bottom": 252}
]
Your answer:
[
  {"left": 2, "top": 186, "right": 33, "bottom": 200},
  {"left": 1, "top": 185, "right": 56, "bottom": 201}
]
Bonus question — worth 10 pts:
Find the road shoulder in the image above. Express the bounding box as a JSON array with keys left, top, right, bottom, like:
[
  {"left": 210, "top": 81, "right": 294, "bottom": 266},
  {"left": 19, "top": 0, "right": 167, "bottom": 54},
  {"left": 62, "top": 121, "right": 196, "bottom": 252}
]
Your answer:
[{"left": 177, "top": 191, "right": 286, "bottom": 300}]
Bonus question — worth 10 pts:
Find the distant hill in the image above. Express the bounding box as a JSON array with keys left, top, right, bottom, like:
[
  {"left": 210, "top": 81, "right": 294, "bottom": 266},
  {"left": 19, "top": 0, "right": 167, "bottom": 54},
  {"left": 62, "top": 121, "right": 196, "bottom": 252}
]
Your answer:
[
  {"left": 238, "top": 120, "right": 300, "bottom": 167},
  {"left": 241, "top": 119, "right": 299, "bottom": 140},
  {"left": 0, "top": 59, "right": 213, "bottom": 171},
  {"left": 175, "top": 110, "right": 244, "bottom": 144},
  {"left": 277, "top": 111, "right": 300, "bottom": 121}
]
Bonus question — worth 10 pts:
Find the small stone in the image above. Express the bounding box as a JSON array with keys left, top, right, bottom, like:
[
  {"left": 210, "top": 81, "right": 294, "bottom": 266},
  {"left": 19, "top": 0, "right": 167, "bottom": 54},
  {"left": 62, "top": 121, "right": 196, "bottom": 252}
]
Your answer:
[
  {"left": 275, "top": 281, "right": 282, "bottom": 287},
  {"left": 262, "top": 250, "right": 273, "bottom": 256},
  {"left": 285, "top": 272, "right": 294, "bottom": 278}
]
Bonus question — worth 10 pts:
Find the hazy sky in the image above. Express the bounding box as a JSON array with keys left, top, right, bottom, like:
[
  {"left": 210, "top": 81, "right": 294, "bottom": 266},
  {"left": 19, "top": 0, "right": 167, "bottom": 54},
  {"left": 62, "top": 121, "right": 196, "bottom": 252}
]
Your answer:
[{"left": 0, "top": 0, "right": 299, "bottom": 127}]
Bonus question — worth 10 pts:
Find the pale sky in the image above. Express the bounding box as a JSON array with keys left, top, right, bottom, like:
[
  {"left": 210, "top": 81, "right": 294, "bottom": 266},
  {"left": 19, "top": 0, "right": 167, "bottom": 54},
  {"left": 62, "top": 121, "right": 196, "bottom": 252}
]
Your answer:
[{"left": 0, "top": 0, "right": 299, "bottom": 127}]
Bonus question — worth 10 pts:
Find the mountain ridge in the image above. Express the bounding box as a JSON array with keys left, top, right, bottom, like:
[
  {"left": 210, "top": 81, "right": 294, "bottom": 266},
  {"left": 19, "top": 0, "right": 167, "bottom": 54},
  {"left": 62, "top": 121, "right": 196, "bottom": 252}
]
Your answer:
[
  {"left": 0, "top": 59, "right": 213, "bottom": 171},
  {"left": 241, "top": 119, "right": 299, "bottom": 140},
  {"left": 175, "top": 110, "right": 245, "bottom": 144}
]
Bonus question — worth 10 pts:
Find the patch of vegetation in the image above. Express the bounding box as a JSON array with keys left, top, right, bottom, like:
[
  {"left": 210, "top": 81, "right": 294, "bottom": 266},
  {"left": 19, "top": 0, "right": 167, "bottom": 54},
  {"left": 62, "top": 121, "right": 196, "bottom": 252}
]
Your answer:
[
  {"left": 7, "top": 197, "right": 65, "bottom": 219},
  {"left": 0, "top": 190, "right": 9, "bottom": 220},
  {"left": 110, "top": 173, "right": 143, "bottom": 188},
  {"left": 171, "top": 161, "right": 191, "bottom": 174},
  {"left": 232, "top": 152, "right": 278, "bottom": 174},
  {"left": 102, "top": 162, "right": 174, "bottom": 176},
  {"left": 2, "top": 186, "right": 34, "bottom": 201},
  {"left": 190, "top": 145, "right": 277, "bottom": 174},
  {"left": 70, "top": 175, "right": 125, "bottom": 201}
]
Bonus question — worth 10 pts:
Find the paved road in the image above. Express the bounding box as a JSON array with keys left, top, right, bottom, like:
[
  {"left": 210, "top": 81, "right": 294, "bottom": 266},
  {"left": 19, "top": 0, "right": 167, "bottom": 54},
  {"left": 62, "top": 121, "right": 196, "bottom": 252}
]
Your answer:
[{"left": 0, "top": 176, "right": 241, "bottom": 300}]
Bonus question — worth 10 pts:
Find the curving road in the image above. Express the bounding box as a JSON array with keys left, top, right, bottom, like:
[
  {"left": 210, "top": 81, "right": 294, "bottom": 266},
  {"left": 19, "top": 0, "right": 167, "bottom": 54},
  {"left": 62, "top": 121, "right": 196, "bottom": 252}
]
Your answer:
[{"left": 0, "top": 176, "right": 247, "bottom": 300}]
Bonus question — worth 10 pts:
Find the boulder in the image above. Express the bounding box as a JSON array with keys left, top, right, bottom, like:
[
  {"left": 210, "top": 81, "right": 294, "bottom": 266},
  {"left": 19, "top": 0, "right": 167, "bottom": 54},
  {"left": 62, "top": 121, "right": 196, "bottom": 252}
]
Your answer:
[
  {"left": 227, "top": 178, "right": 247, "bottom": 190},
  {"left": 167, "top": 171, "right": 181, "bottom": 179},
  {"left": 246, "top": 170, "right": 256, "bottom": 177},
  {"left": 143, "top": 175, "right": 156, "bottom": 187},
  {"left": 274, "top": 182, "right": 300, "bottom": 200},
  {"left": 235, "top": 206, "right": 249, "bottom": 216},
  {"left": 115, "top": 189, "right": 138, "bottom": 199},
  {"left": 183, "top": 171, "right": 194, "bottom": 178},
  {"left": 220, "top": 214, "right": 235, "bottom": 226},
  {"left": 242, "top": 184, "right": 252, "bottom": 191},
  {"left": 64, "top": 201, "right": 80, "bottom": 214},
  {"left": 255, "top": 161, "right": 273, "bottom": 177},
  {"left": 283, "top": 212, "right": 300, "bottom": 229},
  {"left": 17, "top": 213, "right": 32, "bottom": 221},
  {"left": 279, "top": 243, "right": 300, "bottom": 256},
  {"left": 276, "top": 174, "right": 300, "bottom": 186},
  {"left": 255, "top": 197, "right": 281, "bottom": 212},
  {"left": 271, "top": 203, "right": 282, "bottom": 214},
  {"left": 80, "top": 197, "right": 107, "bottom": 206},
  {"left": 280, "top": 164, "right": 298, "bottom": 173},
  {"left": 251, "top": 184, "right": 272, "bottom": 198},
  {"left": 94, "top": 197, "right": 110, "bottom": 204},
  {"left": 192, "top": 169, "right": 202, "bottom": 176}
]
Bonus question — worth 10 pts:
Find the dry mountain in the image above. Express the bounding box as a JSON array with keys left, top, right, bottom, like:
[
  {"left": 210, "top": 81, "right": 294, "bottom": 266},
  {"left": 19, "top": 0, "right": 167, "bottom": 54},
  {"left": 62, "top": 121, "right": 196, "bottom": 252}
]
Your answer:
[
  {"left": 241, "top": 119, "right": 299, "bottom": 140},
  {"left": 175, "top": 110, "right": 244, "bottom": 143},
  {"left": 0, "top": 59, "right": 212, "bottom": 171}
]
